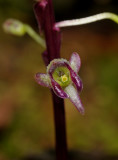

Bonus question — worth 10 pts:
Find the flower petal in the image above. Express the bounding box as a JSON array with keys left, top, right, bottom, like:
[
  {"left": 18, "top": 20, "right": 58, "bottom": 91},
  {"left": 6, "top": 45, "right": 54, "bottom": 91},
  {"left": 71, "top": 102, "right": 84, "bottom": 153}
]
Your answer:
[
  {"left": 64, "top": 84, "right": 84, "bottom": 115},
  {"left": 69, "top": 52, "right": 81, "bottom": 73},
  {"left": 35, "top": 73, "right": 51, "bottom": 88},
  {"left": 64, "top": 62, "right": 83, "bottom": 92},
  {"left": 50, "top": 76, "right": 69, "bottom": 99},
  {"left": 70, "top": 70, "right": 83, "bottom": 92}
]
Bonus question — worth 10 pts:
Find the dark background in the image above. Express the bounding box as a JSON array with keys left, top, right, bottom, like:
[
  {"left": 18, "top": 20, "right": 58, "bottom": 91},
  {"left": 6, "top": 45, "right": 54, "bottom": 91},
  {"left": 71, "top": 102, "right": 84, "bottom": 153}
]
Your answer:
[{"left": 0, "top": 0, "right": 118, "bottom": 159}]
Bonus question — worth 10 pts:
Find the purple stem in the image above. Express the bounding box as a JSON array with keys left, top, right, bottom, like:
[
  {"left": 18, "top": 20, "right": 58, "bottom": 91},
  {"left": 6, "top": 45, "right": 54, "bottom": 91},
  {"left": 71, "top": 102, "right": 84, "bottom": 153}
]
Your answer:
[{"left": 34, "top": 0, "right": 68, "bottom": 159}]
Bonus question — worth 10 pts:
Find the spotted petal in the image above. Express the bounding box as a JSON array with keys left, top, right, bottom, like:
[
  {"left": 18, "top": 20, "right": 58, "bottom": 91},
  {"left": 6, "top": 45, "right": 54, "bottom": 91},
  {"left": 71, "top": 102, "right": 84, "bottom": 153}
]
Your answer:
[
  {"left": 50, "top": 76, "right": 69, "bottom": 99},
  {"left": 35, "top": 73, "right": 51, "bottom": 88},
  {"left": 64, "top": 84, "right": 84, "bottom": 115},
  {"left": 69, "top": 52, "right": 81, "bottom": 73}
]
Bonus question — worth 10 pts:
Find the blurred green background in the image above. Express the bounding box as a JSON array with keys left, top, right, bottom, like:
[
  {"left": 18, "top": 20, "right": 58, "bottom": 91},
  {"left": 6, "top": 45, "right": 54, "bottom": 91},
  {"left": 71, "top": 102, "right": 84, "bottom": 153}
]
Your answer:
[{"left": 0, "top": 0, "right": 118, "bottom": 159}]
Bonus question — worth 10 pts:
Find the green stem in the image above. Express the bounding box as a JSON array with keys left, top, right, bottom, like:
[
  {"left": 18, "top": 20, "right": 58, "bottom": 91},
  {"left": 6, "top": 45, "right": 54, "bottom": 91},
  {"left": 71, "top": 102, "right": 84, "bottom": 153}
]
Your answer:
[
  {"left": 25, "top": 24, "right": 46, "bottom": 48},
  {"left": 56, "top": 12, "right": 118, "bottom": 28}
]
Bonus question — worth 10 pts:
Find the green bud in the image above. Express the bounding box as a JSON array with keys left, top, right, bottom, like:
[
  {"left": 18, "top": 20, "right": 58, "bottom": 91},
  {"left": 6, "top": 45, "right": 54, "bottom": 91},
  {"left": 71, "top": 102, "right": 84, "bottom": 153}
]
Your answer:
[
  {"left": 52, "top": 66, "right": 71, "bottom": 87},
  {"left": 3, "top": 19, "right": 26, "bottom": 36}
]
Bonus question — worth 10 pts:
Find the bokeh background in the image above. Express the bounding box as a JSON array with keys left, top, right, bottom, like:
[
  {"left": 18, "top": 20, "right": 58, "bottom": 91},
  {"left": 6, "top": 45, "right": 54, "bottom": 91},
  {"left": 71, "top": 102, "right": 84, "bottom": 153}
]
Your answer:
[{"left": 0, "top": 0, "right": 118, "bottom": 159}]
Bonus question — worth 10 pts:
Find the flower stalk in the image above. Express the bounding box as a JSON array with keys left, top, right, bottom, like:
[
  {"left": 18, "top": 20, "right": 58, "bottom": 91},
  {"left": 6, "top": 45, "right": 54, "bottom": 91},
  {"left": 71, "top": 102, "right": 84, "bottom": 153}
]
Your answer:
[
  {"left": 25, "top": 24, "right": 46, "bottom": 48},
  {"left": 34, "top": 0, "right": 68, "bottom": 159}
]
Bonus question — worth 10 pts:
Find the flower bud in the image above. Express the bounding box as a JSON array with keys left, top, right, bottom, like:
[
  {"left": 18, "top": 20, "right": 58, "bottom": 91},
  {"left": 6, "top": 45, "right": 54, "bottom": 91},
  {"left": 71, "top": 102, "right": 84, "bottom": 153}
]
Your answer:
[{"left": 3, "top": 19, "right": 26, "bottom": 36}]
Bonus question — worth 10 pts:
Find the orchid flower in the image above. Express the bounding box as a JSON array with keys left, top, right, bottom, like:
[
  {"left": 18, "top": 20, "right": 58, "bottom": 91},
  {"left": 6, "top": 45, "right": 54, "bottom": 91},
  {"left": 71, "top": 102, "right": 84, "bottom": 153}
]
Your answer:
[{"left": 35, "top": 52, "right": 84, "bottom": 115}]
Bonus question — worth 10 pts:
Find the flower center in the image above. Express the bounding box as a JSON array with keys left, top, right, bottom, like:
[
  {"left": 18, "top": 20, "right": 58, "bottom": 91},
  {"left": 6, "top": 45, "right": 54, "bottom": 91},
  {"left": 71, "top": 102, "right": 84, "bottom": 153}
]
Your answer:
[
  {"left": 61, "top": 75, "right": 68, "bottom": 82},
  {"left": 52, "top": 66, "right": 71, "bottom": 87}
]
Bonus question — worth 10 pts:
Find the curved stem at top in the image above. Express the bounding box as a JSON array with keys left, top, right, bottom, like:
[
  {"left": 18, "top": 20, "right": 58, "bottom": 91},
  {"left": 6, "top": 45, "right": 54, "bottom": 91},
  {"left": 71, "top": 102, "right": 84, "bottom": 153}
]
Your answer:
[{"left": 56, "top": 12, "right": 118, "bottom": 28}]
